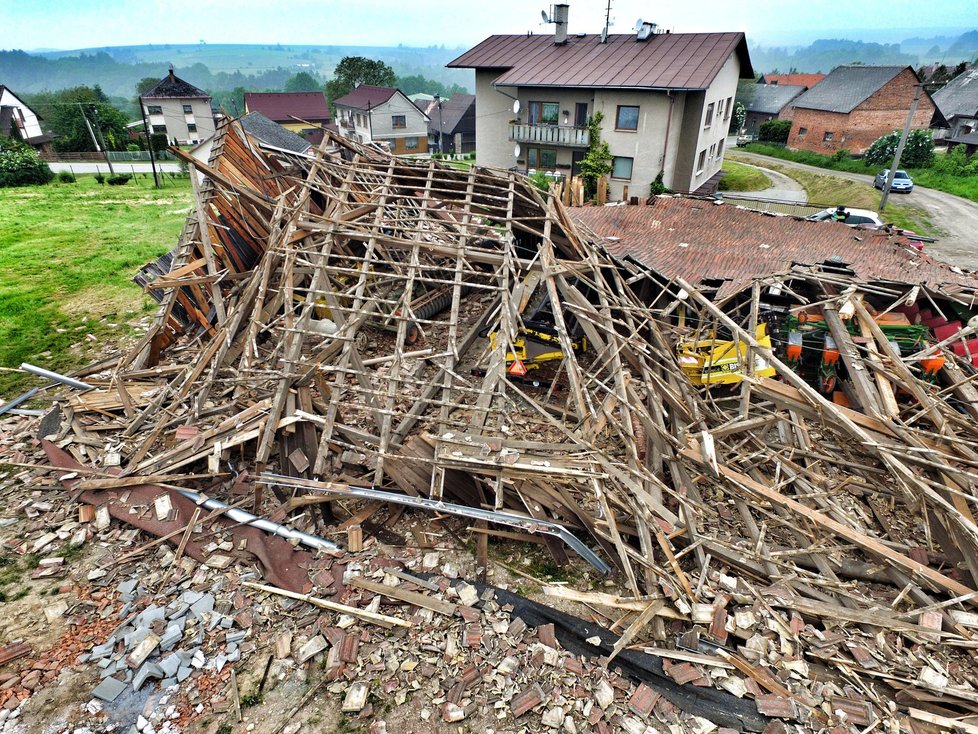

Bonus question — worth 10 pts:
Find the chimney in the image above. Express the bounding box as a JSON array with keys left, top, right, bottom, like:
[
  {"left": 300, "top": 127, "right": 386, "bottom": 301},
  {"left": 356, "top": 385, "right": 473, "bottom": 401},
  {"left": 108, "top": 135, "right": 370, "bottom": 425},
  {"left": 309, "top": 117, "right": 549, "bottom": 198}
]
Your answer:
[
  {"left": 553, "top": 4, "right": 569, "bottom": 45},
  {"left": 168, "top": 65, "right": 175, "bottom": 81}
]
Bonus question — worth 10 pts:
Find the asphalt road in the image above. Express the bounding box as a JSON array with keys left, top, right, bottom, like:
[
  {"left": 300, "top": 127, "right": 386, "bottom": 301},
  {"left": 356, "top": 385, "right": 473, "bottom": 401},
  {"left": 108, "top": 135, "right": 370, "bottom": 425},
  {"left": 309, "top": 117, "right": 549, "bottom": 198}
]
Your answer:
[
  {"left": 730, "top": 151, "right": 978, "bottom": 270},
  {"left": 48, "top": 161, "right": 183, "bottom": 174}
]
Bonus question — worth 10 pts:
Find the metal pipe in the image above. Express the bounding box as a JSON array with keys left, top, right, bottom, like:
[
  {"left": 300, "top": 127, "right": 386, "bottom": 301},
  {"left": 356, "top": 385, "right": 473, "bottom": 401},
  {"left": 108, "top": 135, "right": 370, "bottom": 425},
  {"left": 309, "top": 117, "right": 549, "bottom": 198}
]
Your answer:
[
  {"left": 258, "top": 473, "right": 611, "bottom": 574},
  {"left": 19, "top": 363, "right": 93, "bottom": 391},
  {"left": 174, "top": 487, "right": 339, "bottom": 553},
  {"left": 0, "top": 388, "right": 40, "bottom": 417}
]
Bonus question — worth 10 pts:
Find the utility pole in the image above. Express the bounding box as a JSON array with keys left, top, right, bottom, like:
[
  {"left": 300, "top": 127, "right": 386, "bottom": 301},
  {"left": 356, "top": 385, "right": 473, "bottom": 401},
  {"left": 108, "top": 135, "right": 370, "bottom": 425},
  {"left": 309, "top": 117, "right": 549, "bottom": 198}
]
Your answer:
[
  {"left": 603, "top": 0, "right": 613, "bottom": 39},
  {"left": 434, "top": 94, "right": 444, "bottom": 154},
  {"left": 139, "top": 96, "right": 161, "bottom": 188},
  {"left": 879, "top": 83, "right": 923, "bottom": 213},
  {"left": 90, "top": 106, "right": 115, "bottom": 175}
]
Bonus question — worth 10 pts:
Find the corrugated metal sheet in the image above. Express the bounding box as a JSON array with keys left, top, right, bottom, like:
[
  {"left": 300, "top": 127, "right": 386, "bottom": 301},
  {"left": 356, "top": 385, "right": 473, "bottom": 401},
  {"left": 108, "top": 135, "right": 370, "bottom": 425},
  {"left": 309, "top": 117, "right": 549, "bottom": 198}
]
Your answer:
[{"left": 448, "top": 32, "right": 752, "bottom": 90}]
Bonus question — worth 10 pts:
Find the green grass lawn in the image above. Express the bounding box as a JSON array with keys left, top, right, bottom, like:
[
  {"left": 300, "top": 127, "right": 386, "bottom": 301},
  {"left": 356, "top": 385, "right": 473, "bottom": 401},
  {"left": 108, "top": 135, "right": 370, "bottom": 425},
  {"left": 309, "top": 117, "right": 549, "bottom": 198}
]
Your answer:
[
  {"left": 718, "top": 160, "right": 772, "bottom": 192},
  {"left": 0, "top": 175, "right": 192, "bottom": 398},
  {"left": 738, "top": 143, "right": 978, "bottom": 203}
]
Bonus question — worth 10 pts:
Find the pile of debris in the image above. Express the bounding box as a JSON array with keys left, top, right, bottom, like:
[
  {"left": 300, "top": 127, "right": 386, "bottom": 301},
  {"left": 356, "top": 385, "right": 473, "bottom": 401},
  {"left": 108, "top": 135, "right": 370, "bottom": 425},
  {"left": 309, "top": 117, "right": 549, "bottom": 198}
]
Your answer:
[{"left": 4, "top": 119, "right": 978, "bottom": 733}]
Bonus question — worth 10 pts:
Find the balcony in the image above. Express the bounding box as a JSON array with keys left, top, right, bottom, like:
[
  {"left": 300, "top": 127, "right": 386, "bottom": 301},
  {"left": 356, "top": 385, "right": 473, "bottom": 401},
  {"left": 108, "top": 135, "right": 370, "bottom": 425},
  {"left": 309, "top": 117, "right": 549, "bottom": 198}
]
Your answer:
[{"left": 509, "top": 123, "right": 589, "bottom": 148}]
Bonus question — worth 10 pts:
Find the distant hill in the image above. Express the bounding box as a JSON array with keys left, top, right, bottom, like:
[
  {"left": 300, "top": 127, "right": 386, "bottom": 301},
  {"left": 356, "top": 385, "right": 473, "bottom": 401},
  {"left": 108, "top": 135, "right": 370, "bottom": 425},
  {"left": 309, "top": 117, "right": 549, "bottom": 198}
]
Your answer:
[
  {"left": 0, "top": 43, "right": 473, "bottom": 99},
  {"left": 748, "top": 29, "right": 978, "bottom": 74}
]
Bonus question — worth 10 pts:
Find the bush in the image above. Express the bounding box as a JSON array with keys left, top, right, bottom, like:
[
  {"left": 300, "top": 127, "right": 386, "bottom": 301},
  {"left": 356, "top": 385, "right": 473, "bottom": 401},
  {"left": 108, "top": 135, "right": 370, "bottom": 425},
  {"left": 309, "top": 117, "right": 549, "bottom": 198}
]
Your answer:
[
  {"left": 0, "top": 138, "right": 55, "bottom": 187},
  {"left": 106, "top": 174, "right": 132, "bottom": 186},
  {"left": 934, "top": 144, "right": 978, "bottom": 177},
  {"left": 126, "top": 143, "right": 140, "bottom": 152},
  {"left": 831, "top": 148, "right": 851, "bottom": 163},
  {"left": 94, "top": 173, "right": 105, "bottom": 184},
  {"left": 57, "top": 171, "right": 77, "bottom": 183},
  {"left": 758, "top": 119, "right": 791, "bottom": 144},
  {"left": 528, "top": 170, "right": 551, "bottom": 192},
  {"left": 149, "top": 133, "right": 169, "bottom": 157},
  {"left": 865, "top": 129, "right": 934, "bottom": 168},
  {"left": 649, "top": 172, "right": 670, "bottom": 196}
]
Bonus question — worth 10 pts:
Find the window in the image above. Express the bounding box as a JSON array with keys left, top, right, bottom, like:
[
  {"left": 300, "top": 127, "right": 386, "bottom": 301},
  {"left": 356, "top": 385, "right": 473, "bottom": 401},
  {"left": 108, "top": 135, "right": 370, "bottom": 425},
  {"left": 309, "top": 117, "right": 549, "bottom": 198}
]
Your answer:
[
  {"left": 392, "top": 114, "right": 406, "bottom": 129},
  {"left": 716, "top": 99, "right": 724, "bottom": 120},
  {"left": 153, "top": 125, "right": 167, "bottom": 133},
  {"left": 709, "top": 143, "right": 717, "bottom": 159},
  {"left": 705, "top": 102, "right": 715, "bottom": 127},
  {"left": 528, "top": 102, "right": 559, "bottom": 125},
  {"left": 696, "top": 150, "right": 706, "bottom": 173},
  {"left": 724, "top": 97, "right": 733, "bottom": 120},
  {"left": 616, "top": 105, "right": 639, "bottom": 131},
  {"left": 147, "top": 105, "right": 162, "bottom": 115},
  {"left": 187, "top": 123, "right": 197, "bottom": 133},
  {"left": 717, "top": 139, "right": 724, "bottom": 158},
  {"left": 527, "top": 148, "right": 557, "bottom": 169},
  {"left": 405, "top": 136, "right": 418, "bottom": 149},
  {"left": 798, "top": 127, "right": 808, "bottom": 138},
  {"left": 823, "top": 132, "right": 834, "bottom": 142},
  {"left": 183, "top": 104, "right": 193, "bottom": 114},
  {"left": 611, "top": 156, "right": 633, "bottom": 180}
]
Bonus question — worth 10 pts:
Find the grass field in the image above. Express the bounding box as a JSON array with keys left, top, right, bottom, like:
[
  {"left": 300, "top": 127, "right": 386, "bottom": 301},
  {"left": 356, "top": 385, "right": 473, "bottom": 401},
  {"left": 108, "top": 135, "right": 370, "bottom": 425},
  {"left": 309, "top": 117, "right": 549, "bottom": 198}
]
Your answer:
[
  {"left": 718, "top": 160, "right": 772, "bottom": 192},
  {"left": 0, "top": 175, "right": 192, "bottom": 398}
]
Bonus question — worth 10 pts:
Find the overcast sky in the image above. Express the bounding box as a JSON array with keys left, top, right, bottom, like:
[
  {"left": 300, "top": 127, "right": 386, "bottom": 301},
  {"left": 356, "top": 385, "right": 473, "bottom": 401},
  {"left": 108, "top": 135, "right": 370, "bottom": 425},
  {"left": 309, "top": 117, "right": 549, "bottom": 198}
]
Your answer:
[{"left": 3, "top": 0, "right": 972, "bottom": 51}]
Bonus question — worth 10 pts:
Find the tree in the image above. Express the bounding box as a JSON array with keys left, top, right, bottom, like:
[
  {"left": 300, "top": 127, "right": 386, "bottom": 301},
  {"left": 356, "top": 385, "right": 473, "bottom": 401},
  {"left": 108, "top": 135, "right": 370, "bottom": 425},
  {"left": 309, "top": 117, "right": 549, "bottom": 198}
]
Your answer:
[
  {"left": 136, "top": 77, "right": 160, "bottom": 96},
  {"left": 729, "top": 101, "right": 746, "bottom": 134},
  {"left": 284, "top": 72, "right": 322, "bottom": 92},
  {"left": 29, "top": 86, "right": 131, "bottom": 153},
  {"left": 578, "top": 111, "right": 612, "bottom": 199},
  {"left": 865, "top": 129, "right": 935, "bottom": 169},
  {"left": 325, "top": 56, "right": 396, "bottom": 105},
  {"left": 758, "top": 118, "right": 791, "bottom": 143}
]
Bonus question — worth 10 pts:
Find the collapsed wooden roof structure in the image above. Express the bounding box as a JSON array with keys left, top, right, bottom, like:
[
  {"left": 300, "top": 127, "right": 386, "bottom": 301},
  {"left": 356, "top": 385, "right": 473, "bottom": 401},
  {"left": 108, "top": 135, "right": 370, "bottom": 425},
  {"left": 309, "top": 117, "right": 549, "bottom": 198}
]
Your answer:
[{"left": 46, "top": 119, "right": 978, "bottom": 729}]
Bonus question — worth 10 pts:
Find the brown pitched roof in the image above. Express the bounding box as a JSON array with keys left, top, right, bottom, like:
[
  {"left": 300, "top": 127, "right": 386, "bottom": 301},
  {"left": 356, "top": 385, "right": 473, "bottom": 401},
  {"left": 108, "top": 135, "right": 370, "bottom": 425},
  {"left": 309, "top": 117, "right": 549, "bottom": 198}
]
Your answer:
[
  {"left": 571, "top": 197, "right": 978, "bottom": 298},
  {"left": 757, "top": 73, "right": 825, "bottom": 89},
  {"left": 332, "top": 85, "right": 398, "bottom": 110},
  {"left": 243, "top": 92, "right": 331, "bottom": 124},
  {"left": 448, "top": 32, "right": 753, "bottom": 90}
]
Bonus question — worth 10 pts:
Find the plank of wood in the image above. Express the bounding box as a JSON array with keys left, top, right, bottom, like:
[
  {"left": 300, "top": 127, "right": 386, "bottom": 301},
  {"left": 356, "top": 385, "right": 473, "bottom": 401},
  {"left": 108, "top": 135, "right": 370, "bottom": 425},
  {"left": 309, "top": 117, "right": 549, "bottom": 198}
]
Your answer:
[
  {"left": 243, "top": 581, "right": 411, "bottom": 629},
  {"left": 346, "top": 575, "right": 457, "bottom": 618}
]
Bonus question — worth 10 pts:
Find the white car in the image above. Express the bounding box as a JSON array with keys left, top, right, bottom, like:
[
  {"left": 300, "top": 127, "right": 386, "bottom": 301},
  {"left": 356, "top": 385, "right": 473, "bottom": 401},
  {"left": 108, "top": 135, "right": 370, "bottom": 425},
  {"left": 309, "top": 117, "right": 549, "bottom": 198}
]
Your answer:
[{"left": 806, "top": 206, "right": 884, "bottom": 227}]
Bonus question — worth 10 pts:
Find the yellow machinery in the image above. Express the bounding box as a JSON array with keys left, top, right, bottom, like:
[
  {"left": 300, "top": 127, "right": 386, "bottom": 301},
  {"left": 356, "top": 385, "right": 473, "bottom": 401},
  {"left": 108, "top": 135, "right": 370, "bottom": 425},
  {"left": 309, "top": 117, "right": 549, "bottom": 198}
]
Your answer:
[
  {"left": 490, "top": 328, "right": 587, "bottom": 374},
  {"left": 677, "top": 324, "right": 777, "bottom": 386}
]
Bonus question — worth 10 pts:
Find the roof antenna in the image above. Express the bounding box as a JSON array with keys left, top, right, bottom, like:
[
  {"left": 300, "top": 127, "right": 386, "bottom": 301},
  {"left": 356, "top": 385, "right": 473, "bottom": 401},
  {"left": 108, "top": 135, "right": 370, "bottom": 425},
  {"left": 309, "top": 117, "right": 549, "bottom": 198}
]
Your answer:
[{"left": 602, "top": 0, "right": 612, "bottom": 43}]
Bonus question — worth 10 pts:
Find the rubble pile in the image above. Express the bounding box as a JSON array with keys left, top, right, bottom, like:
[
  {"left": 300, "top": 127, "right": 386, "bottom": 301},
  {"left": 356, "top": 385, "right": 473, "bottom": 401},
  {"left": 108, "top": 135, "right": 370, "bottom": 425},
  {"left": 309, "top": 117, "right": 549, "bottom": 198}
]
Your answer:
[{"left": 3, "top": 119, "right": 978, "bottom": 732}]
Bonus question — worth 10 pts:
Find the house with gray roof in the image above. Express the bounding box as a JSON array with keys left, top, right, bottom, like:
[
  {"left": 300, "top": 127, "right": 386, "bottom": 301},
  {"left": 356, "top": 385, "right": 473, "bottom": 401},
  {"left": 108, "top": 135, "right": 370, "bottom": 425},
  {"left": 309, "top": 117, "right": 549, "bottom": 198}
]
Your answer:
[
  {"left": 141, "top": 67, "right": 215, "bottom": 146},
  {"left": 448, "top": 4, "right": 753, "bottom": 198},
  {"left": 427, "top": 94, "right": 475, "bottom": 155},
  {"left": 785, "top": 65, "right": 941, "bottom": 155},
  {"left": 743, "top": 85, "right": 806, "bottom": 137},
  {"left": 932, "top": 65, "right": 978, "bottom": 143}
]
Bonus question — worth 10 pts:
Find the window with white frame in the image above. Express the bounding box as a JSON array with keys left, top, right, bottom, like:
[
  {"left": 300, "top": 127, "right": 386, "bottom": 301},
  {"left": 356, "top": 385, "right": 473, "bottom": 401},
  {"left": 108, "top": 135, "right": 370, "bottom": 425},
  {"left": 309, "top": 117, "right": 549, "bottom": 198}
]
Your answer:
[
  {"left": 705, "top": 103, "right": 715, "bottom": 127},
  {"left": 697, "top": 150, "right": 706, "bottom": 173}
]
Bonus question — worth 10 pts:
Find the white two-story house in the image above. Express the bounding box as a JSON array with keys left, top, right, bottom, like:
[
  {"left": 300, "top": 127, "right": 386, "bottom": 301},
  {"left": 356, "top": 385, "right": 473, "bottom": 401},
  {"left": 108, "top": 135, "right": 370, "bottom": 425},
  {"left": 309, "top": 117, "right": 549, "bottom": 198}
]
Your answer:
[
  {"left": 0, "top": 85, "right": 54, "bottom": 152},
  {"left": 332, "top": 85, "right": 430, "bottom": 155},
  {"left": 448, "top": 4, "right": 752, "bottom": 198},
  {"left": 141, "top": 67, "right": 215, "bottom": 146}
]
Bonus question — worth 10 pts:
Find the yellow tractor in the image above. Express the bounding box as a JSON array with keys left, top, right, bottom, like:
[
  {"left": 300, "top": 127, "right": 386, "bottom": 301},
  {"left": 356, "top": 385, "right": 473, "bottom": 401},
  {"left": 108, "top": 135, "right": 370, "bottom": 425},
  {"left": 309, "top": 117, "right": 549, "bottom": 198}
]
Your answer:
[{"left": 677, "top": 324, "right": 777, "bottom": 386}]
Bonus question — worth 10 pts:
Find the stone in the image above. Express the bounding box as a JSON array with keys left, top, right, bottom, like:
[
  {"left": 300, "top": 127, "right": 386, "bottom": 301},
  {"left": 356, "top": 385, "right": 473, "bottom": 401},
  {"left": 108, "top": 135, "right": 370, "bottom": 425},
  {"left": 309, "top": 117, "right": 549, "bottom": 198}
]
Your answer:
[
  {"left": 91, "top": 677, "right": 127, "bottom": 703},
  {"left": 159, "top": 654, "right": 181, "bottom": 678},
  {"left": 456, "top": 583, "right": 479, "bottom": 607},
  {"left": 442, "top": 702, "right": 466, "bottom": 722},
  {"left": 298, "top": 635, "right": 328, "bottom": 664},
  {"left": 542, "top": 707, "right": 565, "bottom": 728},
  {"left": 342, "top": 682, "right": 369, "bottom": 713},
  {"left": 44, "top": 600, "right": 69, "bottom": 623},
  {"left": 126, "top": 633, "right": 161, "bottom": 669},
  {"left": 133, "top": 662, "right": 164, "bottom": 691},
  {"left": 594, "top": 679, "right": 615, "bottom": 709}
]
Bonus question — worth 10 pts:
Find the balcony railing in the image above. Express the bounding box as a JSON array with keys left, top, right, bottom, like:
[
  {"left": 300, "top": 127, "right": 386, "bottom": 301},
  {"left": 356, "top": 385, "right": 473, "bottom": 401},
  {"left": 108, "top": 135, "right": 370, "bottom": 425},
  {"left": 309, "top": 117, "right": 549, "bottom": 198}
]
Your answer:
[{"left": 509, "top": 123, "right": 589, "bottom": 147}]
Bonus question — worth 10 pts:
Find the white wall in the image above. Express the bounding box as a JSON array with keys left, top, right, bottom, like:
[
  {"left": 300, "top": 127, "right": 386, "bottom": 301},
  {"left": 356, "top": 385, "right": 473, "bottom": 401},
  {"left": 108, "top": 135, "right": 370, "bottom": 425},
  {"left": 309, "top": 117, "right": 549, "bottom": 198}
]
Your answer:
[
  {"left": 370, "top": 93, "right": 428, "bottom": 141},
  {"left": 475, "top": 70, "right": 519, "bottom": 170},
  {"left": 144, "top": 97, "right": 215, "bottom": 145},
  {"left": 0, "top": 87, "right": 44, "bottom": 141}
]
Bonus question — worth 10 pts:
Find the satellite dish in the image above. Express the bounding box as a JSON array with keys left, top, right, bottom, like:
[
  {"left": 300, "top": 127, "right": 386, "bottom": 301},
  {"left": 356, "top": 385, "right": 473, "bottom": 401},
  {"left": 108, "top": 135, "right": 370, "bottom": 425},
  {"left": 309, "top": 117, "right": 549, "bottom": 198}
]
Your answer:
[
  {"left": 514, "top": 144, "right": 521, "bottom": 158},
  {"left": 634, "top": 18, "right": 644, "bottom": 32},
  {"left": 512, "top": 99, "right": 521, "bottom": 115},
  {"left": 541, "top": 9, "right": 551, "bottom": 23}
]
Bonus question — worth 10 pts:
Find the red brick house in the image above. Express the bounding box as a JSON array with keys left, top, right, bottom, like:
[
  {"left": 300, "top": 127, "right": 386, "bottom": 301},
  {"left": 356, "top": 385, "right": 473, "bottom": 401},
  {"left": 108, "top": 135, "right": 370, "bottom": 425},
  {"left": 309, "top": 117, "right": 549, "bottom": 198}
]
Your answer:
[{"left": 785, "top": 66, "right": 939, "bottom": 155}]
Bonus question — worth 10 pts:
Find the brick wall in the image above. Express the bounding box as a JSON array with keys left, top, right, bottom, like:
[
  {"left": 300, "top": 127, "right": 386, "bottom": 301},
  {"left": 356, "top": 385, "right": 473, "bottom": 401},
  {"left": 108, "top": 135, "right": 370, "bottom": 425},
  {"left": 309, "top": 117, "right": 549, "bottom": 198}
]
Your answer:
[{"left": 786, "top": 68, "right": 936, "bottom": 155}]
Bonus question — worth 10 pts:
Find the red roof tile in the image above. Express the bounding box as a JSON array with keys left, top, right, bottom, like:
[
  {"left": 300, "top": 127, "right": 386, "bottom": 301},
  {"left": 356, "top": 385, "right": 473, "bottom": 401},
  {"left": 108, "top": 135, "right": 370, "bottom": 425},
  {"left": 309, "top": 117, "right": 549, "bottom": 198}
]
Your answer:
[
  {"left": 243, "top": 92, "right": 331, "bottom": 124},
  {"left": 571, "top": 198, "right": 978, "bottom": 298},
  {"left": 449, "top": 32, "right": 753, "bottom": 90}
]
